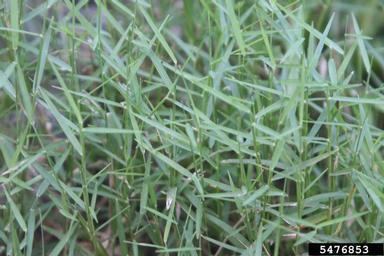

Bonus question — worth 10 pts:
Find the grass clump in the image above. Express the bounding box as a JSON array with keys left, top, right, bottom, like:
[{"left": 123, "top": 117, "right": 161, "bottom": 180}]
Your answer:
[{"left": 0, "top": 0, "right": 384, "bottom": 255}]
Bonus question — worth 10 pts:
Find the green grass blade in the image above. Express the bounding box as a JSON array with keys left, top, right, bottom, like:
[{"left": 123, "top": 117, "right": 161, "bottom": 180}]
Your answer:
[
  {"left": 4, "top": 187, "right": 27, "bottom": 232},
  {"left": 139, "top": 6, "right": 177, "bottom": 64}
]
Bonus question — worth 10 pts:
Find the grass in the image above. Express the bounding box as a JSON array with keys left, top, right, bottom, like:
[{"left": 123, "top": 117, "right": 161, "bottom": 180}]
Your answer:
[{"left": 0, "top": 0, "right": 384, "bottom": 255}]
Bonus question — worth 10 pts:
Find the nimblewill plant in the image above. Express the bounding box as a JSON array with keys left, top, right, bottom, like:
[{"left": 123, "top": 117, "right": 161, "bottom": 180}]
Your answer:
[{"left": 0, "top": 0, "right": 384, "bottom": 255}]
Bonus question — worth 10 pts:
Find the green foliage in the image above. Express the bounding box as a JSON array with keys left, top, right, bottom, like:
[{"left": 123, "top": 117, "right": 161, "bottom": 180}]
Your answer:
[{"left": 0, "top": 0, "right": 384, "bottom": 255}]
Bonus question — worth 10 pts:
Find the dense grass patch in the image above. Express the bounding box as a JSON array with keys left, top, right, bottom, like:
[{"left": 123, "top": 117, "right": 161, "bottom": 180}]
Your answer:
[{"left": 1, "top": 0, "right": 384, "bottom": 255}]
